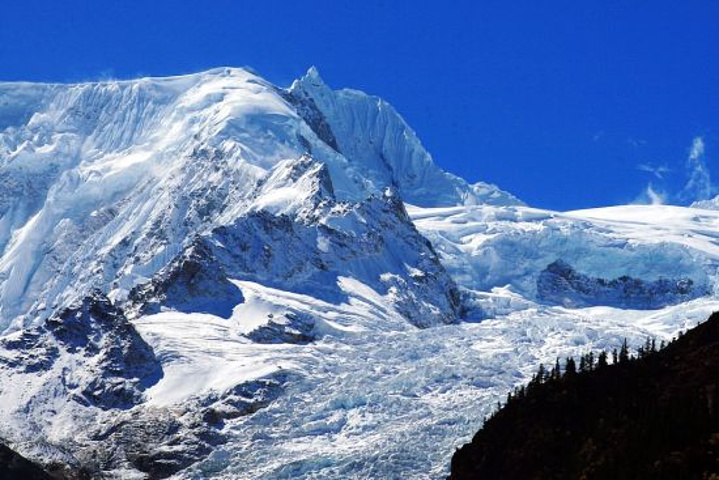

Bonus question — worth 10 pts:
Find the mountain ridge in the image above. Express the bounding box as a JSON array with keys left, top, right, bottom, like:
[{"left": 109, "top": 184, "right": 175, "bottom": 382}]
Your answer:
[
  {"left": 0, "top": 66, "right": 518, "bottom": 331},
  {"left": 1, "top": 67, "right": 719, "bottom": 478}
]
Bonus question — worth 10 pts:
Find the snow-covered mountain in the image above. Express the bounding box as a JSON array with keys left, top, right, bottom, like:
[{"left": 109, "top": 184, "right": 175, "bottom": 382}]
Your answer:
[
  {"left": 1, "top": 66, "right": 508, "bottom": 332},
  {"left": 692, "top": 194, "right": 719, "bottom": 210},
  {"left": 1, "top": 67, "right": 718, "bottom": 479}
]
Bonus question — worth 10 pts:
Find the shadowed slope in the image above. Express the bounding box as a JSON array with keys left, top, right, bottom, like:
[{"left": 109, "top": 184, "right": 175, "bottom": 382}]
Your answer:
[{"left": 450, "top": 312, "right": 719, "bottom": 480}]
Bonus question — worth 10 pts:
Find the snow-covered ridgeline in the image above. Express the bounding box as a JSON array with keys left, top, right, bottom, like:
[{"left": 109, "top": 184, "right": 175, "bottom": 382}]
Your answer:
[
  {"left": 409, "top": 203, "right": 719, "bottom": 315},
  {"left": 0, "top": 67, "right": 518, "bottom": 331}
]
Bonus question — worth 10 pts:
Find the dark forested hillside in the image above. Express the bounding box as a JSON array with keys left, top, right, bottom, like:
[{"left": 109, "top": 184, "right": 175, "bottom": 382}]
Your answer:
[{"left": 449, "top": 312, "right": 719, "bottom": 480}]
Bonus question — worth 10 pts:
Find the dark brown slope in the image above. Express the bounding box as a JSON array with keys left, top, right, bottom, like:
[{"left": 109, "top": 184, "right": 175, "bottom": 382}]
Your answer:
[
  {"left": 0, "top": 443, "right": 53, "bottom": 480},
  {"left": 449, "top": 312, "right": 719, "bottom": 480}
]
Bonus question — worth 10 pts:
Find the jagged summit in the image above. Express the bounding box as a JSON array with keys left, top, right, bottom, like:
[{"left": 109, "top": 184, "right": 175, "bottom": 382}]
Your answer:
[
  {"left": 295, "top": 65, "right": 326, "bottom": 89},
  {"left": 289, "top": 66, "right": 524, "bottom": 208},
  {"left": 0, "top": 66, "right": 523, "bottom": 331}
]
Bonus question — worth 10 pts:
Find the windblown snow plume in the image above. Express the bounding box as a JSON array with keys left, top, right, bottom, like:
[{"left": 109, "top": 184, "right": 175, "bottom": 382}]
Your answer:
[
  {"left": 635, "top": 183, "right": 666, "bottom": 205},
  {"left": 682, "top": 136, "right": 712, "bottom": 202}
]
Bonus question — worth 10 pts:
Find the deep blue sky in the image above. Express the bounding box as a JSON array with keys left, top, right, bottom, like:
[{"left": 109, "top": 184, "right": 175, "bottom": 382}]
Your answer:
[{"left": 2, "top": 1, "right": 718, "bottom": 210}]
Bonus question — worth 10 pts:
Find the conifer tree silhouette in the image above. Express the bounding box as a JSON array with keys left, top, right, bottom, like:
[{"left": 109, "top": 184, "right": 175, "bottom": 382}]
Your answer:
[
  {"left": 565, "top": 357, "right": 576, "bottom": 375},
  {"left": 597, "top": 351, "right": 608, "bottom": 368},
  {"left": 619, "top": 338, "right": 629, "bottom": 363}
]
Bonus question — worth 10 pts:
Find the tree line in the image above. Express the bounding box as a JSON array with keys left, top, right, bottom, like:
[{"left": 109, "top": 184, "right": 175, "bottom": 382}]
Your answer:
[{"left": 495, "top": 332, "right": 683, "bottom": 415}]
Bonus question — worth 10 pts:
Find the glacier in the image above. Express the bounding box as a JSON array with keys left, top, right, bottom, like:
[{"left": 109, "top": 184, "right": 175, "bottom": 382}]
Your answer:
[{"left": 1, "top": 67, "right": 719, "bottom": 479}]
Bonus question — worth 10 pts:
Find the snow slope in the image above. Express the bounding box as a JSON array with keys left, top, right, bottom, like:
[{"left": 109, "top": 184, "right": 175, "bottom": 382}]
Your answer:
[
  {"left": 409, "top": 204, "right": 718, "bottom": 311},
  {"left": 0, "top": 67, "right": 512, "bottom": 332},
  {"left": 1, "top": 67, "right": 719, "bottom": 479}
]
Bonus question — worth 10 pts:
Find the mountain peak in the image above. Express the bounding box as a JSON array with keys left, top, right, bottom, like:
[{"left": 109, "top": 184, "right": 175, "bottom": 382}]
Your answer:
[
  {"left": 290, "top": 66, "right": 329, "bottom": 97},
  {"left": 303, "top": 66, "right": 325, "bottom": 85}
]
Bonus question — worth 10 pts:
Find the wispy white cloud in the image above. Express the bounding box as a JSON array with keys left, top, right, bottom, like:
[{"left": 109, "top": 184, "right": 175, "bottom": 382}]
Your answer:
[
  {"left": 634, "top": 136, "right": 714, "bottom": 206},
  {"left": 627, "top": 137, "right": 647, "bottom": 149},
  {"left": 646, "top": 184, "right": 665, "bottom": 205},
  {"left": 637, "top": 163, "right": 671, "bottom": 180},
  {"left": 690, "top": 136, "right": 705, "bottom": 160},
  {"left": 681, "top": 136, "right": 713, "bottom": 202},
  {"left": 634, "top": 183, "right": 666, "bottom": 205}
]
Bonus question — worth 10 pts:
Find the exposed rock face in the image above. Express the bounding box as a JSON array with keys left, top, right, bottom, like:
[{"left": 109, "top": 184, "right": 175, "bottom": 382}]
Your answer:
[
  {"left": 83, "top": 373, "right": 290, "bottom": 479},
  {"left": 126, "top": 240, "right": 244, "bottom": 320},
  {"left": 48, "top": 292, "right": 163, "bottom": 409},
  {"left": 197, "top": 374, "right": 289, "bottom": 425},
  {"left": 279, "top": 81, "right": 340, "bottom": 153},
  {"left": 0, "top": 291, "right": 162, "bottom": 410},
  {"left": 537, "top": 259, "right": 710, "bottom": 309},
  {"left": 86, "top": 407, "right": 218, "bottom": 479},
  {"left": 0, "top": 328, "right": 59, "bottom": 374},
  {"left": 245, "top": 311, "right": 316, "bottom": 344},
  {"left": 205, "top": 189, "right": 461, "bottom": 328},
  {"left": 123, "top": 153, "right": 460, "bottom": 331}
]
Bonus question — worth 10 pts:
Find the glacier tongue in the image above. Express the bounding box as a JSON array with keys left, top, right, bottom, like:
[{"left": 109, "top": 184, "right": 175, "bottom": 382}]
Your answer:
[{"left": 179, "top": 297, "right": 719, "bottom": 480}]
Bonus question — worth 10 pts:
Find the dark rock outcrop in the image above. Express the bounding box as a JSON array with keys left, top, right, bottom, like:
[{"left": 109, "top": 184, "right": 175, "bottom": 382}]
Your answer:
[
  {"left": 129, "top": 156, "right": 461, "bottom": 331},
  {"left": 244, "top": 311, "right": 315, "bottom": 344},
  {"left": 50, "top": 292, "right": 163, "bottom": 409},
  {"left": 87, "top": 407, "right": 217, "bottom": 479},
  {"left": 280, "top": 82, "right": 340, "bottom": 152},
  {"left": 0, "top": 328, "right": 59, "bottom": 373},
  {"left": 86, "top": 373, "right": 290, "bottom": 479},
  {"left": 537, "top": 259, "right": 709, "bottom": 309},
  {"left": 206, "top": 192, "right": 461, "bottom": 329},
  {"left": 0, "top": 443, "right": 53, "bottom": 480},
  {"left": 198, "top": 374, "right": 289, "bottom": 425},
  {"left": 127, "top": 240, "right": 244, "bottom": 320},
  {"left": 0, "top": 291, "right": 162, "bottom": 410}
]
